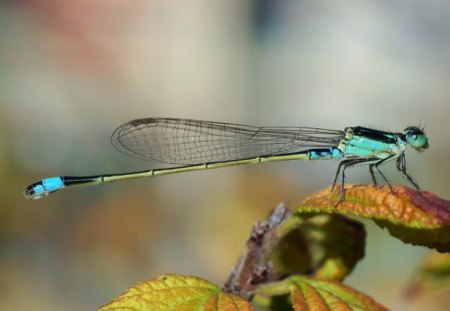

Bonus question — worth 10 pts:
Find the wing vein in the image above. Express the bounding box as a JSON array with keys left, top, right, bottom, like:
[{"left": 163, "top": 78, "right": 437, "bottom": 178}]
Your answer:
[{"left": 111, "top": 118, "right": 344, "bottom": 164}]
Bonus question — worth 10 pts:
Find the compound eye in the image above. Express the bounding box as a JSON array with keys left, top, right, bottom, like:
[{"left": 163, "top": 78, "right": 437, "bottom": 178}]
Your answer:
[{"left": 404, "top": 127, "right": 429, "bottom": 150}]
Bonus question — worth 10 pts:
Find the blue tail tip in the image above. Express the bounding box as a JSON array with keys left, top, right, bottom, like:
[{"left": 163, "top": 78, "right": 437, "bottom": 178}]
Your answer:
[
  {"left": 24, "top": 182, "right": 45, "bottom": 200},
  {"left": 24, "top": 177, "right": 65, "bottom": 200}
]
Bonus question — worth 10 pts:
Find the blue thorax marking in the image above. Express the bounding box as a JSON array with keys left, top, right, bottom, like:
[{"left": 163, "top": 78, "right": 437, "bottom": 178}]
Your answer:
[{"left": 342, "top": 127, "right": 405, "bottom": 159}]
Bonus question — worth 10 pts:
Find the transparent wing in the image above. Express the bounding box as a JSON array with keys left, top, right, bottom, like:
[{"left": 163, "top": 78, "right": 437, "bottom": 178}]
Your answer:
[{"left": 111, "top": 118, "right": 344, "bottom": 165}]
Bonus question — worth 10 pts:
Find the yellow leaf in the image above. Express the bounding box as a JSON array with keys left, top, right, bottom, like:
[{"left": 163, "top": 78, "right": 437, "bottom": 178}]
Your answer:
[
  {"left": 253, "top": 276, "right": 389, "bottom": 311},
  {"left": 98, "top": 274, "right": 252, "bottom": 311}
]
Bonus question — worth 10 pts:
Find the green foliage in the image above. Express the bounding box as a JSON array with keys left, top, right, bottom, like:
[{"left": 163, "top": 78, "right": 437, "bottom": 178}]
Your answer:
[{"left": 99, "top": 185, "right": 450, "bottom": 310}]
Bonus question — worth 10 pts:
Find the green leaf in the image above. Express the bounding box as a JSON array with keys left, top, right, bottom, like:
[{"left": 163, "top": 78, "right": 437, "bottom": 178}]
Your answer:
[
  {"left": 98, "top": 274, "right": 252, "bottom": 311},
  {"left": 296, "top": 185, "right": 450, "bottom": 252},
  {"left": 271, "top": 214, "right": 365, "bottom": 281},
  {"left": 252, "top": 275, "right": 388, "bottom": 311}
]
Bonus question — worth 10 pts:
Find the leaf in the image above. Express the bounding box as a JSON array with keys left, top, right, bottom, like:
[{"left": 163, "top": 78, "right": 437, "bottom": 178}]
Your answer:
[
  {"left": 271, "top": 214, "right": 366, "bottom": 281},
  {"left": 252, "top": 275, "right": 389, "bottom": 311},
  {"left": 404, "top": 252, "right": 450, "bottom": 299},
  {"left": 296, "top": 185, "right": 450, "bottom": 252},
  {"left": 223, "top": 205, "right": 365, "bottom": 296},
  {"left": 98, "top": 274, "right": 252, "bottom": 311}
]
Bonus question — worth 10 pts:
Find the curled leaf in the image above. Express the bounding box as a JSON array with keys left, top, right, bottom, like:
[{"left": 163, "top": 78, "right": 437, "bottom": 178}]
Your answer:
[
  {"left": 252, "top": 275, "right": 388, "bottom": 311},
  {"left": 296, "top": 185, "right": 450, "bottom": 252},
  {"left": 271, "top": 214, "right": 366, "bottom": 281},
  {"left": 224, "top": 205, "right": 366, "bottom": 297},
  {"left": 98, "top": 274, "right": 252, "bottom": 311}
]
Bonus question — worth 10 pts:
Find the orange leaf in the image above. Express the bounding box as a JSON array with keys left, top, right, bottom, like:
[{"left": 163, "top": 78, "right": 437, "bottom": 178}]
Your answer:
[
  {"left": 296, "top": 185, "right": 450, "bottom": 252},
  {"left": 98, "top": 274, "right": 252, "bottom": 311}
]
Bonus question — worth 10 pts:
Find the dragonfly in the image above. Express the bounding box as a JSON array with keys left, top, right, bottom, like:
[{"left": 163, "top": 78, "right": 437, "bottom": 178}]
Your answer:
[{"left": 24, "top": 118, "right": 429, "bottom": 200}]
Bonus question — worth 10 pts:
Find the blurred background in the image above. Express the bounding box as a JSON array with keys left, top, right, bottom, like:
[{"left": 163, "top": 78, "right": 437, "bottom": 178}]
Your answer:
[{"left": 1, "top": 0, "right": 449, "bottom": 310}]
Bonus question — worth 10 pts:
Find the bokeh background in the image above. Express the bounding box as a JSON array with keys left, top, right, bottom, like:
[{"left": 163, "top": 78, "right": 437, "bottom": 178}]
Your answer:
[{"left": 1, "top": 1, "right": 450, "bottom": 310}]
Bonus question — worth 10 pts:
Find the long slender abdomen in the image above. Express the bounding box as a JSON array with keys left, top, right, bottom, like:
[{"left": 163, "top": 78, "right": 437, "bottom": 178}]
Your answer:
[{"left": 23, "top": 147, "right": 343, "bottom": 200}]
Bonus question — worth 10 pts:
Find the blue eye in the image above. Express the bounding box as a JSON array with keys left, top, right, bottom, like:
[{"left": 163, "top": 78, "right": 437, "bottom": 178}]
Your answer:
[{"left": 404, "top": 127, "right": 429, "bottom": 150}]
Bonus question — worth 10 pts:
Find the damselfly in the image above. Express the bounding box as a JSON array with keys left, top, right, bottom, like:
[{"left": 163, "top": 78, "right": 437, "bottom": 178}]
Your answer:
[{"left": 24, "top": 118, "right": 429, "bottom": 200}]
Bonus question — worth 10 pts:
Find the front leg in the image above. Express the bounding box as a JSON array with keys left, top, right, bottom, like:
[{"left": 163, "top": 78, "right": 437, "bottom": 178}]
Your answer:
[{"left": 396, "top": 152, "right": 421, "bottom": 190}]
